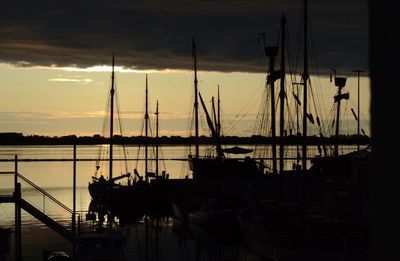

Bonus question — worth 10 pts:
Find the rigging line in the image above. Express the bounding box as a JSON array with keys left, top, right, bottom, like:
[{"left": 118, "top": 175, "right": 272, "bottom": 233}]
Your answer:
[
  {"left": 233, "top": 79, "right": 264, "bottom": 120},
  {"left": 312, "top": 76, "right": 328, "bottom": 137},
  {"left": 148, "top": 120, "right": 156, "bottom": 171},
  {"left": 158, "top": 145, "right": 167, "bottom": 173},
  {"left": 343, "top": 100, "right": 351, "bottom": 135},
  {"left": 287, "top": 22, "right": 303, "bottom": 138},
  {"left": 96, "top": 88, "right": 112, "bottom": 176},
  {"left": 186, "top": 83, "right": 196, "bottom": 162},
  {"left": 290, "top": 8, "right": 304, "bottom": 81},
  {"left": 286, "top": 40, "right": 304, "bottom": 137},
  {"left": 284, "top": 88, "right": 296, "bottom": 134},
  {"left": 187, "top": 107, "right": 195, "bottom": 157},
  {"left": 134, "top": 117, "right": 145, "bottom": 171},
  {"left": 327, "top": 102, "right": 337, "bottom": 137},
  {"left": 346, "top": 92, "right": 360, "bottom": 125},
  {"left": 219, "top": 107, "right": 233, "bottom": 136},
  {"left": 254, "top": 85, "right": 271, "bottom": 132},
  {"left": 229, "top": 90, "right": 263, "bottom": 133},
  {"left": 188, "top": 99, "right": 195, "bottom": 136},
  {"left": 220, "top": 107, "right": 240, "bottom": 139},
  {"left": 285, "top": 49, "right": 297, "bottom": 136},
  {"left": 253, "top": 88, "right": 272, "bottom": 158},
  {"left": 308, "top": 24, "right": 330, "bottom": 136},
  {"left": 114, "top": 86, "right": 130, "bottom": 174}
]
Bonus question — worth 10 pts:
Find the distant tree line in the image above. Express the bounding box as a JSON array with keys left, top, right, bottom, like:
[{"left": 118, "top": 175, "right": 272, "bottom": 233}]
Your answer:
[{"left": 0, "top": 132, "right": 370, "bottom": 146}]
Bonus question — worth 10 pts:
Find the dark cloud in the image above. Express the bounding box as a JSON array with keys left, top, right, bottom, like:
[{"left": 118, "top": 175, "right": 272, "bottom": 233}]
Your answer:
[{"left": 0, "top": 0, "right": 368, "bottom": 74}]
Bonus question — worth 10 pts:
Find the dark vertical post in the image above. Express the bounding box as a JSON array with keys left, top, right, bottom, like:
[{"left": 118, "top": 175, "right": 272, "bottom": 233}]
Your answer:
[
  {"left": 145, "top": 216, "right": 149, "bottom": 261},
  {"left": 14, "top": 155, "right": 17, "bottom": 188},
  {"left": 109, "top": 53, "right": 115, "bottom": 181},
  {"left": 302, "top": 0, "right": 309, "bottom": 175},
  {"left": 14, "top": 155, "right": 21, "bottom": 261},
  {"left": 279, "top": 15, "right": 286, "bottom": 174},
  {"left": 265, "top": 45, "right": 278, "bottom": 175},
  {"left": 155, "top": 100, "right": 159, "bottom": 178},
  {"left": 193, "top": 36, "right": 199, "bottom": 159},
  {"left": 353, "top": 69, "right": 365, "bottom": 150},
  {"left": 260, "top": 31, "right": 278, "bottom": 175},
  {"left": 72, "top": 144, "right": 77, "bottom": 257},
  {"left": 145, "top": 74, "right": 149, "bottom": 181},
  {"left": 270, "top": 52, "right": 277, "bottom": 175},
  {"left": 108, "top": 54, "right": 115, "bottom": 231}
]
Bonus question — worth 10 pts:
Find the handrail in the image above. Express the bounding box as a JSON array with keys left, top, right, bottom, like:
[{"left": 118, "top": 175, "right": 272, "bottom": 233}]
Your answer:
[
  {"left": 19, "top": 198, "right": 74, "bottom": 242},
  {"left": 17, "top": 173, "right": 73, "bottom": 214},
  {"left": 0, "top": 171, "right": 15, "bottom": 174}
]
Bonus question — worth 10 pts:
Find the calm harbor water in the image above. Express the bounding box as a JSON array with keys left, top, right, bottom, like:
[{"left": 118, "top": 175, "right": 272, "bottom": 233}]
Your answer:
[{"left": 0, "top": 144, "right": 360, "bottom": 261}]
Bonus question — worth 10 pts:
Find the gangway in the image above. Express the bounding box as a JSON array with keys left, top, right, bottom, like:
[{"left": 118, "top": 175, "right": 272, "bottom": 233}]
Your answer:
[
  {"left": 0, "top": 171, "right": 76, "bottom": 242},
  {"left": 0, "top": 151, "right": 81, "bottom": 260}
]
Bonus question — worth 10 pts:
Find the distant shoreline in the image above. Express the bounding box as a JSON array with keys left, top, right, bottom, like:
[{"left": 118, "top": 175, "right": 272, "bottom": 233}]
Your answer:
[{"left": 0, "top": 132, "right": 370, "bottom": 146}]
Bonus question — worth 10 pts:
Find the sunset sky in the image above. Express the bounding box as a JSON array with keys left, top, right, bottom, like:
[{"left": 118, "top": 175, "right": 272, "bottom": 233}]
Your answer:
[{"left": 0, "top": 0, "right": 369, "bottom": 137}]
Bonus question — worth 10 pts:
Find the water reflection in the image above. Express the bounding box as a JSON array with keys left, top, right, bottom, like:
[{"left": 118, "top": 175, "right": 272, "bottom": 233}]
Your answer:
[{"left": 84, "top": 199, "right": 266, "bottom": 261}]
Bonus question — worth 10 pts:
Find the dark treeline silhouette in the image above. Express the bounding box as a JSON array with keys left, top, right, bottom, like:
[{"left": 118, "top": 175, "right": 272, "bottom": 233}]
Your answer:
[{"left": 0, "top": 132, "right": 370, "bottom": 146}]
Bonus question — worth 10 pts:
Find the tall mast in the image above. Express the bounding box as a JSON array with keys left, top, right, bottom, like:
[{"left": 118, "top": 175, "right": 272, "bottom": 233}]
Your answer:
[
  {"left": 353, "top": 69, "right": 364, "bottom": 151},
  {"left": 334, "top": 76, "right": 348, "bottom": 156},
  {"left": 193, "top": 37, "right": 199, "bottom": 158},
  {"left": 109, "top": 53, "right": 115, "bottom": 180},
  {"left": 198, "top": 92, "right": 223, "bottom": 158},
  {"left": 302, "top": 0, "right": 309, "bottom": 174},
  {"left": 264, "top": 42, "right": 278, "bottom": 174},
  {"left": 211, "top": 95, "right": 222, "bottom": 158},
  {"left": 145, "top": 74, "right": 149, "bottom": 181},
  {"left": 279, "top": 15, "right": 286, "bottom": 174},
  {"left": 107, "top": 53, "right": 115, "bottom": 231},
  {"left": 155, "top": 100, "right": 159, "bottom": 177}
]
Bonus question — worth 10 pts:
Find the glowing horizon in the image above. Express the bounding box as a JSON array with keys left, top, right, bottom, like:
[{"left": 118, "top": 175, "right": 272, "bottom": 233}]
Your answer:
[{"left": 0, "top": 63, "right": 371, "bottom": 138}]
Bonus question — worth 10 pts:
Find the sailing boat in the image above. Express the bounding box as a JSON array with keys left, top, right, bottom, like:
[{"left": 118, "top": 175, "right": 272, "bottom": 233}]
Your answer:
[
  {"left": 173, "top": 39, "right": 269, "bottom": 227},
  {"left": 87, "top": 54, "right": 148, "bottom": 224},
  {"left": 88, "top": 67, "right": 193, "bottom": 221},
  {"left": 237, "top": 2, "right": 369, "bottom": 260},
  {"left": 188, "top": 38, "right": 265, "bottom": 185},
  {"left": 88, "top": 54, "right": 134, "bottom": 201}
]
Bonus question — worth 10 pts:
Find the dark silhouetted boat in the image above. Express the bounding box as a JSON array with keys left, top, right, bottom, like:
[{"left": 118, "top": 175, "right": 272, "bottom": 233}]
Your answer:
[
  {"left": 88, "top": 58, "right": 192, "bottom": 221},
  {"left": 237, "top": 1, "right": 369, "bottom": 260},
  {"left": 87, "top": 54, "right": 147, "bottom": 222}
]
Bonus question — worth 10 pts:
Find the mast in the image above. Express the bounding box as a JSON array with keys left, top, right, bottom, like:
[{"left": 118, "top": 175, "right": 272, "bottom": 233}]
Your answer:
[
  {"left": 155, "top": 100, "right": 159, "bottom": 177},
  {"left": 353, "top": 69, "right": 365, "bottom": 151},
  {"left": 107, "top": 53, "right": 115, "bottom": 231},
  {"left": 109, "top": 53, "right": 115, "bottom": 180},
  {"left": 279, "top": 15, "right": 286, "bottom": 173},
  {"left": 302, "top": 0, "right": 309, "bottom": 174},
  {"left": 334, "top": 76, "right": 348, "bottom": 156},
  {"left": 145, "top": 74, "right": 149, "bottom": 181},
  {"left": 265, "top": 44, "right": 278, "bottom": 174},
  {"left": 211, "top": 95, "right": 222, "bottom": 158},
  {"left": 199, "top": 92, "right": 223, "bottom": 158},
  {"left": 192, "top": 37, "right": 199, "bottom": 158}
]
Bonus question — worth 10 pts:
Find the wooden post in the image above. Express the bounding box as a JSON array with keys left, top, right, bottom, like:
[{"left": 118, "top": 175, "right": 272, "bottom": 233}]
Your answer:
[
  {"left": 14, "top": 155, "right": 22, "bottom": 261},
  {"left": 72, "top": 144, "right": 77, "bottom": 258}
]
